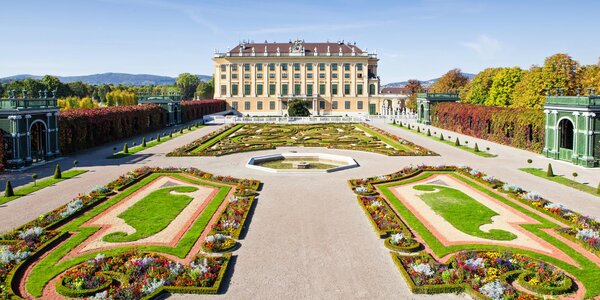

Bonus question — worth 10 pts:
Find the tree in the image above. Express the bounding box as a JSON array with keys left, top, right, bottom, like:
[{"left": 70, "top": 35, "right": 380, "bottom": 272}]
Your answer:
[
  {"left": 486, "top": 67, "right": 524, "bottom": 107},
  {"left": 463, "top": 68, "right": 502, "bottom": 104},
  {"left": 123, "top": 143, "right": 129, "bottom": 154},
  {"left": 41, "top": 75, "right": 67, "bottom": 97},
  {"left": 404, "top": 79, "right": 422, "bottom": 111},
  {"left": 474, "top": 143, "right": 480, "bottom": 152},
  {"left": 67, "top": 81, "right": 90, "bottom": 98},
  {"left": 176, "top": 73, "right": 200, "bottom": 100},
  {"left": 577, "top": 65, "right": 600, "bottom": 94},
  {"left": 287, "top": 100, "right": 310, "bottom": 116},
  {"left": 542, "top": 53, "right": 579, "bottom": 95},
  {"left": 142, "top": 137, "right": 147, "bottom": 147},
  {"left": 195, "top": 77, "right": 214, "bottom": 99},
  {"left": 546, "top": 163, "right": 554, "bottom": 177},
  {"left": 428, "top": 68, "right": 469, "bottom": 93},
  {"left": 4, "top": 180, "right": 14, "bottom": 197},
  {"left": 78, "top": 97, "right": 97, "bottom": 109},
  {"left": 31, "top": 173, "right": 38, "bottom": 186},
  {"left": 54, "top": 164, "right": 62, "bottom": 179},
  {"left": 511, "top": 66, "right": 546, "bottom": 109}
]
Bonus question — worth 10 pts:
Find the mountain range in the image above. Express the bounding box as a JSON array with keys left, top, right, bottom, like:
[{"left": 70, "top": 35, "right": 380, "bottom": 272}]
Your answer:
[
  {"left": 0, "top": 73, "right": 212, "bottom": 86},
  {"left": 384, "top": 73, "right": 476, "bottom": 87}
]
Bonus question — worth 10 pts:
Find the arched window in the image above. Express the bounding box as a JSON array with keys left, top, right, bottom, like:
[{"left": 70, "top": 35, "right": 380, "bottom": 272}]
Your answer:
[{"left": 558, "top": 119, "right": 574, "bottom": 150}]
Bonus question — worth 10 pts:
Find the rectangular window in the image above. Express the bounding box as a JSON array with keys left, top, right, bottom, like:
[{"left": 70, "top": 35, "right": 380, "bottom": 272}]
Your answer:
[
  {"left": 331, "top": 84, "right": 338, "bottom": 95},
  {"left": 306, "top": 101, "right": 313, "bottom": 109},
  {"left": 269, "top": 101, "right": 275, "bottom": 110},
  {"left": 331, "top": 63, "right": 338, "bottom": 71},
  {"left": 282, "top": 73, "right": 288, "bottom": 79},
  {"left": 345, "top": 101, "right": 351, "bottom": 109},
  {"left": 257, "top": 73, "right": 263, "bottom": 79},
  {"left": 231, "top": 64, "right": 238, "bottom": 71},
  {"left": 232, "top": 101, "right": 238, "bottom": 110},
  {"left": 332, "top": 73, "right": 338, "bottom": 79},
  {"left": 332, "top": 101, "right": 338, "bottom": 109},
  {"left": 294, "top": 84, "right": 301, "bottom": 95},
  {"left": 244, "top": 64, "right": 250, "bottom": 71},
  {"left": 269, "top": 84, "right": 276, "bottom": 95},
  {"left": 232, "top": 74, "right": 238, "bottom": 79},
  {"left": 319, "top": 100, "right": 325, "bottom": 109},
  {"left": 269, "top": 63, "right": 275, "bottom": 71},
  {"left": 257, "top": 84, "right": 263, "bottom": 95},
  {"left": 294, "top": 73, "right": 300, "bottom": 79},
  {"left": 319, "top": 84, "right": 325, "bottom": 95},
  {"left": 282, "top": 101, "right": 288, "bottom": 109},
  {"left": 307, "top": 73, "right": 313, "bottom": 79},
  {"left": 357, "top": 73, "right": 363, "bottom": 79},
  {"left": 319, "top": 73, "right": 325, "bottom": 79},
  {"left": 281, "top": 63, "right": 288, "bottom": 71},
  {"left": 221, "top": 74, "right": 226, "bottom": 79},
  {"left": 344, "top": 73, "right": 350, "bottom": 79},
  {"left": 319, "top": 63, "right": 325, "bottom": 71},
  {"left": 269, "top": 73, "right": 275, "bottom": 79},
  {"left": 244, "top": 74, "right": 250, "bottom": 79},
  {"left": 257, "top": 101, "right": 263, "bottom": 110},
  {"left": 344, "top": 84, "right": 350, "bottom": 95},
  {"left": 357, "top": 84, "right": 363, "bottom": 95},
  {"left": 357, "top": 101, "right": 363, "bottom": 109},
  {"left": 257, "top": 64, "right": 263, "bottom": 71},
  {"left": 220, "top": 65, "right": 226, "bottom": 72},
  {"left": 244, "top": 84, "right": 251, "bottom": 96},
  {"left": 220, "top": 85, "right": 227, "bottom": 95},
  {"left": 294, "top": 63, "right": 300, "bottom": 71},
  {"left": 232, "top": 84, "right": 238, "bottom": 96},
  {"left": 344, "top": 63, "right": 350, "bottom": 71},
  {"left": 244, "top": 101, "right": 251, "bottom": 110},
  {"left": 282, "top": 84, "right": 288, "bottom": 95},
  {"left": 307, "top": 84, "right": 313, "bottom": 95},
  {"left": 307, "top": 63, "right": 313, "bottom": 71},
  {"left": 357, "top": 63, "right": 363, "bottom": 71}
]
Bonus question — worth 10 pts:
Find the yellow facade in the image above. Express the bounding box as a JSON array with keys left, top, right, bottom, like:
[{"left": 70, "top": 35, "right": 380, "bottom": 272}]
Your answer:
[{"left": 212, "top": 41, "right": 380, "bottom": 116}]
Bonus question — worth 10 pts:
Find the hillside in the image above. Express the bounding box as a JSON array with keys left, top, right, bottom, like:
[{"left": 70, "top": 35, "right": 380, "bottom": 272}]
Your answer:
[
  {"left": 384, "top": 73, "right": 476, "bottom": 87},
  {"left": 0, "top": 73, "right": 212, "bottom": 86}
]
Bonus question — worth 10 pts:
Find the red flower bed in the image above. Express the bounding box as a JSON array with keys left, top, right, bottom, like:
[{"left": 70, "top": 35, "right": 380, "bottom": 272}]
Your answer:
[
  {"left": 180, "top": 100, "right": 225, "bottom": 123},
  {"left": 430, "top": 102, "right": 544, "bottom": 152}
]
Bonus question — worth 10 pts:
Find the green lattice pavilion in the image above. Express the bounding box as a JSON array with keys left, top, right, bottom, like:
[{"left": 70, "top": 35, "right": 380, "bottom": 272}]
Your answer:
[
  {"left": 137, "top": 92, "right": 182, "bottom": 126},
  {"left": 416, "top": 92, "right": 459, "bottom": 125}
]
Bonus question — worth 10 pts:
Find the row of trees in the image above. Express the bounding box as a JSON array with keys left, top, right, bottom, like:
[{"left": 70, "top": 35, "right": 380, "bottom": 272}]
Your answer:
[
  {"left": 424, "top": 54, "right": 600, "bottom": 109},
  {"left": 0, "top": 74, "right": 215, "bottom": 107}
]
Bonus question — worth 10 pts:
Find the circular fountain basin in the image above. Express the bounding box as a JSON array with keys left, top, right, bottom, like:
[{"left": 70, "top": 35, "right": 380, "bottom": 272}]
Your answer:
[{"left": 246, "top": 153, "right": 359, "bottom": 173}]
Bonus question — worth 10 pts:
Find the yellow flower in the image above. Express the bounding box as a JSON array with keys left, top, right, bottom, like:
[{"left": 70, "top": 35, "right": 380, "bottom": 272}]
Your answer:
[{"left": 528, "top": 278, "right": 540, "bottom": 286}]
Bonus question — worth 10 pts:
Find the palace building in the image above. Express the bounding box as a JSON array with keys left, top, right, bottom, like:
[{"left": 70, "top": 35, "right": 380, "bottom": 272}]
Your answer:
[{"left": 213, "top": 40, "right": 381, "bottom": 116}]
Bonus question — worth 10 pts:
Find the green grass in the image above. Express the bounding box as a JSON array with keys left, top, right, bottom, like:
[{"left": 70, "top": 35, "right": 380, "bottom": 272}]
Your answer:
[
  {"left": 355, "top": 123, "right": 414, "bottom": 152},
  {"left": 392, "top": 123, "right": 497, "bottom": 157},
  {"left": 413, "top": 184, "right": 517, "bottom": 240},
  {"left": 519, "top": 167, "right": 599, "bottom": 197},
  {"left": 191, "top": 124, "right": 243, "bottom": 153},
  {"left": 377, "top": 171, "right": 600, "bottom": 298},
  {"left": 110, "top": 125, "right": 204, "bottom": 159},
  {"left": 103, "top": 186, "right": 198, "bottom": 242},
  {"left": 0, "top": 169, "right": 88, "bottom": 205},
  {"left": 26, "top": 173, "right": 230, "bottom": 297}
]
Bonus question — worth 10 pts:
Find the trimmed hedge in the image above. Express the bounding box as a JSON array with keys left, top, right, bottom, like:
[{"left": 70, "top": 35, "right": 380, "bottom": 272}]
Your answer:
[
  {"left": 517, "top": 271, "right": 573, "bottom": 295},
  {"left": 384, "top": 236, "right": 421, "bottom": 253},
  {"left": 180, "top": 99, "right": 226, "bottom": 123},
  {"left": 55, "top": 273, "right": 112, "bottom": 298},
  {"left": 430, "top": 102, "right": 544, "bottom": 152}
]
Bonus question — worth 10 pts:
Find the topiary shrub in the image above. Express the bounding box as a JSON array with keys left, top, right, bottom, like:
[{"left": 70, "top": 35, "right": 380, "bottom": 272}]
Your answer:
[
  {"left": 474, "top": 143, "right": 479, "bottom": 152},
  {"left": 416, "top": 126, "right": 421, "bottom": 133},
  {"left": 546, "top": 163, "right": 554, "bottom": 177},
  {"left": 32, "top": 173, "right": 38, "bottom": 186},
  {"left": 123, "top": 143, "right": 129, "bottom": 154},
  {"left": 157, "top": 133, "right": 161, "bottom": 142},
  {"left": 597, "top": 181, "right": 600, "bottom": 195},
  {"left": 572, "top": 172, "right": 578, "bottom": 178},
  {"left": 73, "top": 160, "right": 79, "bottom": 168},
  {"left": 455, "top": 137, "right": 460, "bottom": 146},
  {"left": 439, "top": 134, "right": 444, "bottom": 141},
  {"left": 54, "top": 164, "right": 62, "bottom": 179},
  {"left": 527, "top": 159, "right": 533, "bottom": 164},
  {"left": 426, "top": 129, "right": 431, "bottom": 136},
  {"left": 142, "top": 137, "right": 147, "bottom": 147},
  {"left": 4, "top": 180, "right": 14, "bottom": 197},
  {"left": 287, "top": 100, "right": 310, "bottom": 117}
]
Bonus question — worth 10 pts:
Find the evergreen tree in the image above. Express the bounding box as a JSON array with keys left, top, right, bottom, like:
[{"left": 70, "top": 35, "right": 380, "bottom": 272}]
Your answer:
[
  {"left": 54, "top": 164, "right": 62, "bottom": 179},
  {"left": 4, "top": 181, "right": 14, "bottom": 197},
  {"left": 157, "top": 133, "right": 161, "bottom": 142},
  {"left": 455, "top": 137, "right": 461, "bottom": 146},
  {"left": 439, "top": 134, "right": 444, "bottom": 141},
  {"left": 123, "top": 143, "right": 129, "bottom": 154},
  {"left": 474, "top": 143, "right": 480, "bottom": 152},
  {"left": 546, "top": 163, "right": 554, "bottom": 177},
  {"left": 426, "top": 129, "right": 431, "bottom": 136}
]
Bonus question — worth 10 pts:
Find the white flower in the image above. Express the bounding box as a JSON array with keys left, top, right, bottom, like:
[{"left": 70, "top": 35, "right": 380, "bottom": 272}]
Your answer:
[
  {"left": 89, "top": 291, "right": 111, "bottom": 300},
  {"left": 390, "top": 233, "right": 405, "bottom": 245},
  {"left": 141, "top": 278, "right": 165, "bottom": 295},
  {"left": 370, "top": 200, "right": 382, "bottom": 208},
  {"left": 190, "top": 257, "right": 209, "bottom": 274},
  {"left": 544, "top": 202, "right": 568, "bottom": 211},
  {"left": 482, "top": 175, "right": 496, "bottom": 183},
  {"left": 469, "top": 169, "right": 481, "bottom": 176},
  {"left": 479, "top": 280, "right": 506, "bottom": 300},
  {"left": 464, "top": 257, "right": 485, "bottom": 269},
  {"left": 502, "top": 184, "right": 522, "bottom": 193},
  {"left": 521, "top": 191, "right": 541, "bottom": 201},
  {"left": 411, "top": 263, "right": 434, "bottom": 276},
  {"left": 576, "top": 228, "right": 600, "bottom": 241},
  {"left": 169, "top": 262, "right": 184, "bottom": 276},
  {"left": 19, "top": 227, "right": 44, "bottom": 240},
  {"left": 61, "top": 199, "right": 84, "bottom": 218},
  {"left": 0, "top": 247, "right": 29, "bottom": 264},
  {"left": 356, "top": 186, "right": 368, "bottom": 193}
]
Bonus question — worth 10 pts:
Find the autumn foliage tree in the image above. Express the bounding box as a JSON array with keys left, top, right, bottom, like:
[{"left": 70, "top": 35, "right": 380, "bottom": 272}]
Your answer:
[
  {"left": 463, "top": 68, "right": 501, "bottom": 105},
  {"left": 404, "top": 79, "right": 423, "bottom": 110},
  {"left": 428, "top": 68, "right": 469, "bottom": 93}
]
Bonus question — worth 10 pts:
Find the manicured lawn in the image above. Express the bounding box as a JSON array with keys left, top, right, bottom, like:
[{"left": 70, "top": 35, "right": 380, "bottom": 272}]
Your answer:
[
  {"left": 26, "top": 173, "right": 231, "bottom": 297},
  {"left": 110, "top": 125, "right": 204, "bottom": 159},
  {"left": 519, "top": 167, "right": 599, "bottom": 197},
  {"left": 0, "top": 169, "right": 88, "bottom": 205},
  {"left": 103, "top": 186, "right": 198, "bottom": 242},
  {"left": 377, "top": 171, "right": 600, "bottom": 298},
  {"left": 392, "top": 123, "right": 497, "bottom": 157},
  {"left": 191, "top": 124, "right": 243, "bottom": 153},
  {"left": 413, "top": 184, "right": 516, "bottom": 240}
]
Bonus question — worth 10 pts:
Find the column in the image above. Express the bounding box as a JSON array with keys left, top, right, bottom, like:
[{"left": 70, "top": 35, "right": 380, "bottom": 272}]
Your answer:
[
  {"left": 46, "top": 113, "right": 52, "bottom": 155},
  {"left": 543, "top": 109, "right": 550, "bottom": 153},
  {"left": 552, "top": 110, "right": 558, "bottom": 158},
  {"left": 25, "top": 115, "right": 31, "bottom": 160},
  {"left": 572, "top": 112, "right": 579, "bottom": 160},
  {"left": 54, "top": 112, "right": 60, "bottom": 154}
]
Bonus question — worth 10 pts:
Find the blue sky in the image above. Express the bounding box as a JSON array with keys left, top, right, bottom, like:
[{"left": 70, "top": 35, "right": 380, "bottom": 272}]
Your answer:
[{"left": 1, "top": 0, "right": 599, "bottom": 84}]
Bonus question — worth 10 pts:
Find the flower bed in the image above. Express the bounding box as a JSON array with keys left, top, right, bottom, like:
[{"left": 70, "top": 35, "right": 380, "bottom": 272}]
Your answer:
[
  {"left": 56, "top": 250, "right": 229, "bottom": 299},
  {"left": 0, "top": 167, "right": 260, "bottom": 299},
  {"left": 168, "top": 123, "right": 436, "bottom": 157},
  {"left": 202, "top": 234, "right": 236, "bottom": 253},
  {"left": 384, "top": 233, "right": 420, "bottom": 253},
  {"left": 396, "top": 251, "right": 571, "bottom": 299},
  {"left": 357, "top": 195, "right": 405, "bottom": 237}
]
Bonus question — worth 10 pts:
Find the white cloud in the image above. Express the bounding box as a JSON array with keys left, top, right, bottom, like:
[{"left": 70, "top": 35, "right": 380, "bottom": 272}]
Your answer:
[{"left": 460, "top": 35, "right": 501, "bottom": 59}]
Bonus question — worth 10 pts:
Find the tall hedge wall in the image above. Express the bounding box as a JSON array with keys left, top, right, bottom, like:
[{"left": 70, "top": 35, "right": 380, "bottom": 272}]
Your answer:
[
  {"left": 181, "top": 99, "right": 225, "bottom": 122},
  {"left": 59, "top": 105, "right": 168, "bottom": 154},
  {"left": 430, "top": 102, "right": 545, "bottom": 152}
]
